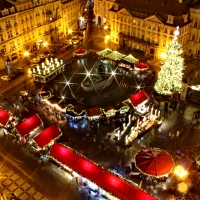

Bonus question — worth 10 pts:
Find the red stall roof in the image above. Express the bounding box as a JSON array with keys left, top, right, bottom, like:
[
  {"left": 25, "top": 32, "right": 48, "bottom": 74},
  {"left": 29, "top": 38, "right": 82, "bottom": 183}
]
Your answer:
[
  {"left": 50, "top": 143, "right": 158, "bottom": 200},
  {"left": 34, "top": 124, "right": 62, "bottom": 148},
  {"left": 86, "top": 108, "right": 102, "bottom": 117},
  {"left": 0, "top": 108, "right": 10, "bottom": 126},
  {"left": 16, "top": 115, "right": 42, "bottom": 137},
  {"left": 130, "top": 90, "right": 148, "bottom": 107}
]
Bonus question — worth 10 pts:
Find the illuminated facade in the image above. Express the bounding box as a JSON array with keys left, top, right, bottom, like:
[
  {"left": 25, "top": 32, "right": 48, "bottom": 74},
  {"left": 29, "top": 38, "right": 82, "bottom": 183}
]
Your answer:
[
  {"left": 94, "top": 0, "right": 192, "bottom": 59},
  {"left": 186, "top": 2, "right": 200, "bottom": 57},
  {"left": 0, "top": 0, "right": 82, "bottom": 69}
]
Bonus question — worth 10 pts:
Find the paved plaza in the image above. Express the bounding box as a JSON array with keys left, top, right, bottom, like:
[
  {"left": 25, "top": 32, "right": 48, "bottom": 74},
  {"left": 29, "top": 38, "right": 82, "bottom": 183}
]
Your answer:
[{"left": 1, "top": 15, "right": 200, "bottom": 200}]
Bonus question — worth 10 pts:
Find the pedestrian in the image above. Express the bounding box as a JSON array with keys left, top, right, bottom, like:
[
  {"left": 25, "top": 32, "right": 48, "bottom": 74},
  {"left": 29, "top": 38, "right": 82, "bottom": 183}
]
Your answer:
[
  {"left": 3, "top": 130, "right": 6, "bottom": 138},
  {"left": 75, "top": 177, "right": 79, "bottom": 185}
]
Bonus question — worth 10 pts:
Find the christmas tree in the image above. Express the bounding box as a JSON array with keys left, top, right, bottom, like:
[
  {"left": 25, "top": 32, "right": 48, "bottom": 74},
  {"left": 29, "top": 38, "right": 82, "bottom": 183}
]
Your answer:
[{"left": 154, "top": 27, "right": 185, "bottom": 95}]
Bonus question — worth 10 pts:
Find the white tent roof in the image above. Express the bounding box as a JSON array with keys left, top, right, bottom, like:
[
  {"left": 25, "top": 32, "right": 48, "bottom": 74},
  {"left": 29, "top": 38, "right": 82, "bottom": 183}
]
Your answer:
[
  {"left": 97, "top": 48, "right": 113, "bottom": 57},
  {"left": 122, "top": 54, "right": 138, "bottom": 64},
  {"left": 106, "top": 51, "right": 126, "bottom": 61}
]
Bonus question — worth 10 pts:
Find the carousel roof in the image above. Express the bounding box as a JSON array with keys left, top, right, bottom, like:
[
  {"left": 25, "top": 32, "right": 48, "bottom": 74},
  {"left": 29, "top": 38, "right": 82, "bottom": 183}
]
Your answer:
[
  {"left": 50, "top": 143, "right": 158, "bottom": 200},
  {"left": 97, "top": 48, "right": 113, "bottom": 57},
  {"left": 106, "top": 51, "right": 126, "bottom": 61},
  {"left": 122, "top": 54, "right": 138, "bottom": 64},
  {"left": 130, "top": 90, "right": 148, "bottom": 107},
  {"left": 0, "top": 108, "right": 11, "bottom": 127},
  {"left": 16, "top": 114, "right": 42, "bottom": 137},
  {"left": 34, "top": 124, "right": 62, "bottom": 148}
]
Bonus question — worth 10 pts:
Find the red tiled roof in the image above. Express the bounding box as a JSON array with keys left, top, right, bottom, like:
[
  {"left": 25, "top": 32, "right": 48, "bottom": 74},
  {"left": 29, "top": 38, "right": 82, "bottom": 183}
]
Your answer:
[{"left": 130, "top": 90, "right": 149, "bottom": 107}]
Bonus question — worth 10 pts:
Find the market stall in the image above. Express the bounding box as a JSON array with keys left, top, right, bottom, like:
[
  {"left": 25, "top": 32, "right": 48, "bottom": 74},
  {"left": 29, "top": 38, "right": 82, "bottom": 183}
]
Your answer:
[
  {"left": 118, "top": 54, "right": 138, "bottom": 74},
  {"left": 73, "top": 49, "right": 87, "bottom": 57},
  {"left": 105, "top": 51, "right": 125, "bottom": 62},
  {"left": 49, "top": 143, "right": 158, "bottom": 200},
  {"left": 115, "top": 103, "right": 130, "bottom": 119},
  {"left": 31, "top": 58, "right": 65, "bottom": 83},
  {"left": 66, "top": 106, "right": 86, "bottom": 121},
  {"left": 188, "top": 77, "right": 200, "bottom": 103},
  {"left": 129, "top": 90, "right": 149, "bottom": 115},
  {"left": 134, "top": 62, "right": 149, "bottom": 72},
  {"left": 102, "top": 106, "right": 117, "bottom": 120},
  {"left": 135, "top": 148, "right": 174, "bottom": 177},
  {"left": 96, "top": 48, "right": 113, "bottom": 58},
  {"left": 86, "top": 108, "right": 102, "bottom": 121},
  {"left": 0, "top": 107, "right": 17, "bottom": 128},
  {"left": 15, "top": 114, "right": 43, "bottom": 141},
  {"left": 31, "top": 124, "right": 62, "bottom": 150}
]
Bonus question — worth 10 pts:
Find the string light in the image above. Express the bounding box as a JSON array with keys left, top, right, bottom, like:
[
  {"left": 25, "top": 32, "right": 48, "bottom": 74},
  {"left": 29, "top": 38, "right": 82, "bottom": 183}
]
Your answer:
[{"left": 154, "top": 26, "right": 185, "bottom": 95}]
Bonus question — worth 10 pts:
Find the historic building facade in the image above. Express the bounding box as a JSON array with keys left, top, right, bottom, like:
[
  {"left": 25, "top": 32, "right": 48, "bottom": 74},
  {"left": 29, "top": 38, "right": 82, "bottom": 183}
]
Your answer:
[
  {"left": 186, "top": 2, "right": 200, "bottom": 57},
  {"left": 0, "top": 0, "right": 82, "bottom": 68},
  {"left": 94, "top": 0, "right": 193, "bottom": 59}
]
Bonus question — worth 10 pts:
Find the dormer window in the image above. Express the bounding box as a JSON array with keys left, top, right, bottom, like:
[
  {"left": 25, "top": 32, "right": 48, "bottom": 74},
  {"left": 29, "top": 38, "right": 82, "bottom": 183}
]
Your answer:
[
  {"left": 114, "top": 3, "right": 119, "bottom": 11},
  {"left": 167, "top": 15, "right": 174, "bottom": 24}
]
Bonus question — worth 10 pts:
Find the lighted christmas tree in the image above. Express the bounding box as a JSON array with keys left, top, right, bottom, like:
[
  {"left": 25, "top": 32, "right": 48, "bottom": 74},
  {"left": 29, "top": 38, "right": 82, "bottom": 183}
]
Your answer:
[{"left": 154, "top": 27, "right": 185, "bottom": 95}]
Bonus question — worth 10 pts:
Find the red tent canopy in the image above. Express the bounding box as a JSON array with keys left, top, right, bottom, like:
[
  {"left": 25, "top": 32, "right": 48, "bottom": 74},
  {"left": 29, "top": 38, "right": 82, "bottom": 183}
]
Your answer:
[
  {"left": 75, "top": 49, "right": 86, "bottom": 54},
  {"left": 135, "top": 148, "right": 174, "bottom": 177},
  {"left": 34, "top": 124, "right": 62, "bottom": 148},
  {"left": 130, "top": 90, "right": 148, "bottom": 107},
  {"left": 0, "top": 108, "right": 10, "bottom": 126},
  {"left": 86, "top": 108, "right": 102, "bottom": 117},
  {"left": 50, "top": 143, "right": 158, "bottom": 200},
  {"left": 135, "top": 62, "right": 148, "bottom": 69},
  {"left": 16, "top": 115, "right": 42, "bottom": 137}
]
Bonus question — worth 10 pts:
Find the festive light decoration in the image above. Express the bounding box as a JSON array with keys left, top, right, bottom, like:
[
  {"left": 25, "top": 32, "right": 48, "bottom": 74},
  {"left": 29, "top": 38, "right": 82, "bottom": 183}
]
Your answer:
[{"left": 154, "top": 27, "right": 185, "bottom": 95}]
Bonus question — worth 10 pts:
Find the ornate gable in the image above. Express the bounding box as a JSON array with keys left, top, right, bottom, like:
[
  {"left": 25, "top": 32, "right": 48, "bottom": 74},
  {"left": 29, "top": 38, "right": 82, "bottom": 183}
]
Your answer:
[
  {"left": 117, "top": 8, "right": 132, "bottom": 17},
  {"left": 145, "top": 15, "right": 163, "bottom": 24}
]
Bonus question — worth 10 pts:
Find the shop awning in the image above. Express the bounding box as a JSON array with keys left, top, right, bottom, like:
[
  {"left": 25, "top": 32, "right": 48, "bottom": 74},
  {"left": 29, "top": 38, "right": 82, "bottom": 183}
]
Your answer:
[
  {"left": 106, "top": 51, "right": 126, "bottom": 61},
  {"left": 130, "top": 90, "right": 149, "bottom": 107},
  {"left": 50, "top": 143, "right": 158, "bottom": 200},
  {"left": 97, "top": 48, "right": 113, "bottom": 57},
  {"left": 122, "top": 54, "right": 138, "bottom": 64},
  {"left": 34, "top": 124, "right": 62, "bottom": 148},
  {"left": 16, "top": 114, "right": 42, "bottom": 137},
  {"left": 86, "top": 108, "right": 102, "bottom": 117},
  {"left": 0, "top": 108, "right": 10, "bottom": 127}
]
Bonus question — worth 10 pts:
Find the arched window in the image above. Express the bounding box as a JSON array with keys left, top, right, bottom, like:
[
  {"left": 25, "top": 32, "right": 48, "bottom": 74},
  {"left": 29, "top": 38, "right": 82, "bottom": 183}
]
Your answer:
[{"left": 194, "top": 21, "right": 197, "bottom": 28}]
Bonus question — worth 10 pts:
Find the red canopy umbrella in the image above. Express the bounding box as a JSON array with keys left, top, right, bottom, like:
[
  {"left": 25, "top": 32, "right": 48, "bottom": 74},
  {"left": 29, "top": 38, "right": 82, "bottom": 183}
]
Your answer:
[{"left": 135, "top": 148, "right": 174, "bottom": 177}]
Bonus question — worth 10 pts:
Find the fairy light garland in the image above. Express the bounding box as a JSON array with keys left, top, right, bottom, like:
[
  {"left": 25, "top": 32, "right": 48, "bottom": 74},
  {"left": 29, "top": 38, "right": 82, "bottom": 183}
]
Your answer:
[{"left": 154, "top": 26, "right": 185, "bottom": 95}]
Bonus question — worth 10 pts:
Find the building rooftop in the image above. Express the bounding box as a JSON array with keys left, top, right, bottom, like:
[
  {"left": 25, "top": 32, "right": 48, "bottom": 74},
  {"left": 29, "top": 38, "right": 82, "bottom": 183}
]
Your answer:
[{"left": 110, "top": 0, "right": 196, "bottom": 26}]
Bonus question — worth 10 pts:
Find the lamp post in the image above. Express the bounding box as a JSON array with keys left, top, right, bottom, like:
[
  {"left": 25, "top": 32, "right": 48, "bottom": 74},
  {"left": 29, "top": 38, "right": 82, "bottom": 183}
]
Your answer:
[
  {"left": 24, "top": 51, "right": 30, "bottom": 64},
  {"left": 68, "top": 29, "right": 72, "bottom": 40}
]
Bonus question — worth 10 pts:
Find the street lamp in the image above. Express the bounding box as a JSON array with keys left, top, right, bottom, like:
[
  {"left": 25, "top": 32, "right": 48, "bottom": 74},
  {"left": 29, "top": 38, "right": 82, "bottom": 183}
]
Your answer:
[
  {"left": 24, "top": 51, "right": 29, "bottom": 57},
  {"left": 173, "top": 165, "right": 188, "bottom": 179},
  {"left": 68, "top": 29, "right": 72, "bottom": 40},
  {"left": 43, "top": 42, "right": 48, "bottom": 47}
]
